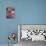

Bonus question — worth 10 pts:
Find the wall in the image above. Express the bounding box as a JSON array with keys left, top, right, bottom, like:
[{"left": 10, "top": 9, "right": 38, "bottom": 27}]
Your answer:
[
  {"left": 16, "top": 0, "right": 46, "bottom": 24},
  {"left": 0, "top": 0, "right": 17, "bottom": 44},
  {"left": 0, "top": 0, "right": 46, "bottom": 44}
]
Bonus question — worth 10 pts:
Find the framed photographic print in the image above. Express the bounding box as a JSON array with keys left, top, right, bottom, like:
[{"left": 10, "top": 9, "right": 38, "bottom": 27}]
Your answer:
[{"left": 6, "top": 7, "right": 15, "bottom": 19}]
